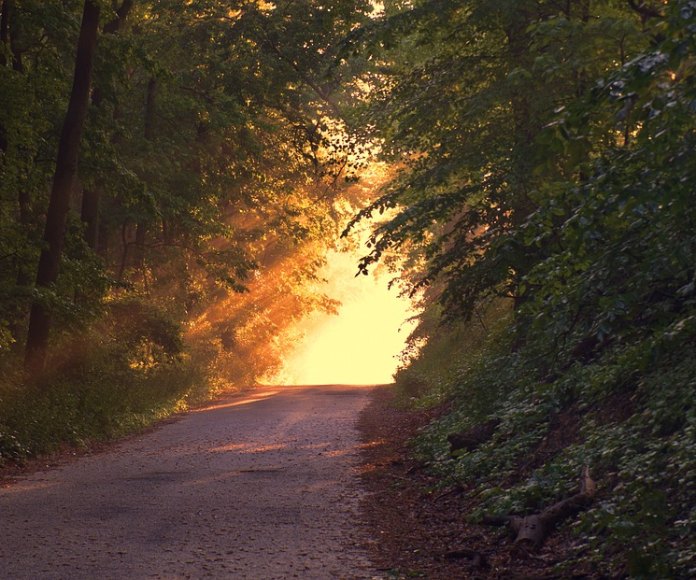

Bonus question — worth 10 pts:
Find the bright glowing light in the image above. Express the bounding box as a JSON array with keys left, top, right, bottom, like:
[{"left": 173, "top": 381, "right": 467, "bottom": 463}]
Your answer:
[
  {"left": 267, "top": 245, "right": 417, "bottom": 386},
  {"left": 370, "top": 1, "right": 385, "bottom": 17}
]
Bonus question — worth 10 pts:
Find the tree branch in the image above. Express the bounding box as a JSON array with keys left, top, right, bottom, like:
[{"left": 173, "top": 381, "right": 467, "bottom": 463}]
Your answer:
[
  {"left": 626, "top": 0, "right": 662, "bottom": 20},
  {"left": 103, "top": 0, "right": 133, "bottom": 35}
]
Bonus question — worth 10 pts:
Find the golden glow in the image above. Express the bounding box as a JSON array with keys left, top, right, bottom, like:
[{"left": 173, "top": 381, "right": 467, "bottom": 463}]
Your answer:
[
  {"left": 196, "top": 390, "right": 280, "bottom": 412},
  {"left": 210, "top": 442, "right": 285, "bottom": 454},
  {"left": 265, "top": 237, "right": 418, "bottom": 386},
  {"left": 0, "top": 481, "right": 58, "bottom": 494},
  {"left": 370, "top": 1, "right": 385, "bottom": 17}
]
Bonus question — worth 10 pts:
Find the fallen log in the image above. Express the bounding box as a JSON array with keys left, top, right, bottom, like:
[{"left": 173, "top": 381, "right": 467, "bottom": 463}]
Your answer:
[
  {"left": 447, "top": 418, "right": 501, "bottom": 454},
  {"left": 483, "top": 466, "right": 596, "bottom": 552}
]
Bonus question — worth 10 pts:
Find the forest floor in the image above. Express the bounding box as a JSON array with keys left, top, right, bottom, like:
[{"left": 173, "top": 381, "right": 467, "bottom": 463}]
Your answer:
[{"left": 358, "top": 385, "right": 591, "bottom": 579}]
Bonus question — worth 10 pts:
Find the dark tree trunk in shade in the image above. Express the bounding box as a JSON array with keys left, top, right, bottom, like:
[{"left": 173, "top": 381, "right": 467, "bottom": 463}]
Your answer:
[
  {"left": 24, "top": 1, "right": 100, "bottom": 375},
  {"left": 134, "top": 222, "right": 148, "bottom": 290},
  {"left": 144, "top": 77, "right": 157, "bottom": 141},
  {"left": 3, "top": 0, "right": 34, "bottom": 346},
  {"left": 9, "top": 186, "right": 33, "bottom": 349},
  {"left": 7, "top": 0, "right": 22, "bottom": 73},
  {"left": 80, "top": 187, "right": 100, "bottom": 250},
  {"left": 129, "top": 77, "right": 157, "bottom": 281},
  {"left": 0, "top": 0, "right": 10, "bottom": 152},
  {"left": 79, "top": 0, "right": 134, "bottom": 251},
  {"left": 117, "top": 221, "right": 130, "bottom": 282},
  {"left": 97, "top": 220, "right": 110, "bottom": 258},
  {"left": 0, "top": 0, "right": 9, "bottom": 68}
]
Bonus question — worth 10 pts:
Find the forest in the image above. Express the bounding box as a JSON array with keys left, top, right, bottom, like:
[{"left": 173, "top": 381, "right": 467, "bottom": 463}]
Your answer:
[{"left": 1, "top": 0, "right": 694, "bottom": 577}]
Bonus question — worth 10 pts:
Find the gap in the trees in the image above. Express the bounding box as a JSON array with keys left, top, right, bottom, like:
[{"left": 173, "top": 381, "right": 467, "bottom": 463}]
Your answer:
[{"left": 264, "top": 226, "right": 418, "bottom": 387}]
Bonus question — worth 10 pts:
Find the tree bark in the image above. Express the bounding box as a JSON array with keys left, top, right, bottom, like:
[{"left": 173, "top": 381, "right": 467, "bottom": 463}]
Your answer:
[
  {"left": 0, "top": 0, "right": 9, "bottom": 68},
  {"left": 117, "top": 221, "right": 130, "bottom": 282},
  {"left": 483, "top": 467, "right": 596, "bottom": 552},
  {"left": 3, "top": 0, "right": 34, "bottom": 346},
  {"left": 0, "top": 0, "right": 11, "bottom": 152},
  {"left": 127, "top": 77, "right": 157, "bottom": 284},
  {"left": 97, "top": 220, "right": 110, "bottom": 258},
  {"left": 133, "top": 221, "right": 146, "bottom": 275},
  {"left": 144, "top": 76, "right": 157, "bottom": 141},
  {"left": 24, "top": 1, "right": 100, "bottom": 376},
  {"left": 7, "top": 0, "right": 21, "bottom": 73},
  {"left": 104, "top": 0, "right": 133, "bottom": 35},
  {"left": 80, "top": 0, "right": 134, "bottom": 252},
  {"left": 80, "top": 186, "right": 100, "bottom": 250}
]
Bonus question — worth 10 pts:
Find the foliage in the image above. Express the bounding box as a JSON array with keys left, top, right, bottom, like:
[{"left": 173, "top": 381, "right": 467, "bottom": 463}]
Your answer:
[
  {"left": 409, "top": 317, "right": 696, "bottom": 577},
  {"left": 2, "top": 1, "right": 694, "bottom": 574},
  {"left": 0, "top": 0, "right": 373, "bottom": 362},
  {"left": 0, "top": 306, "right": 202, "bottom": 464},
  {"left": 359, "top": 0, "right": 696, "bottom": 577},
  {"left": 346, "top": 0, "right": 649, "bottom": 319},
  {"left": 0, "top": 1, "right": 375, "bottom": 461},
  {"left": 393, "top": 298, "right": 511, "bottom": 408}
]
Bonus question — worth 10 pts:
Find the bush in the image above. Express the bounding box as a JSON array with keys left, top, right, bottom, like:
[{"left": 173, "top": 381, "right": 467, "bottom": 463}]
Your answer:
[
  {"left": 0, "top": 299, "right": 214, "bottom": 464},
  {"left": 408, "top": 316, "right": 696, "bottom": 577}
]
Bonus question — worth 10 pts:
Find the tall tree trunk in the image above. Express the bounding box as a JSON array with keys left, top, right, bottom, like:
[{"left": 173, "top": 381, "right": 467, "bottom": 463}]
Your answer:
[
  {"left": 0, "top": 0, "right": 9, "bottom": 68},
  {"left": 144, "top": 76, "right": 157, "bottom": 141},
  {"left": 134, "top": 222, "right": 147, "bottom": 289},
  {"left": 3, "top": 0, "right": 32, "bottom": 348},
  {"left": 504, "top": 10, "right": 541, "bottom": 323},
  {"left": 24, "top": 1, "right": 100, "bottom": 376},
  {"left": 117, "top": 221, "right": 130, "bottom": 282},
  {"left": 97, "top": 220, "right": 110, "bottom": 258},
  {"left": 0, "top": 0, "right": 11, "bottom": 153},
  {"left": 79, "top": 0, "right": 134, "bottom": 251},
  {"left": 10, "top": 186, "right": 32, "bottom": 345},
  {"left": 129, "top": 77, "right": 158, "bottom": 285},
  {"left": 8, "top": 0, "right": 21, "bottom": 73},
  {"left": 506, "top": 20, "right": 537, "bottom": 199},
  {"left": 80, "top": 186, "right": 100, "bottom": 250}
]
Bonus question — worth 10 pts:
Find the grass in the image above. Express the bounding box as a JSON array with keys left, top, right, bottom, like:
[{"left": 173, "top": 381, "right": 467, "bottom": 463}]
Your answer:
[{"left": 0, "top": 308, "right": 227, "bottom": 466}]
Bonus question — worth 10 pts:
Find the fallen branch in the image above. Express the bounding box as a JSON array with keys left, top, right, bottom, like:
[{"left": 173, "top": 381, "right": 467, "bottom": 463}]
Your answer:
[
  {"left": 626, "top": 0, "right": 663, "bottom": 21},
  {"left": 484, "top": 466, "right": 596, "bottom": 552}
]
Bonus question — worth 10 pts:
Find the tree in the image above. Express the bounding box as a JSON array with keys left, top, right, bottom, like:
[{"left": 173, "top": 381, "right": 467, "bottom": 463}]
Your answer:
[
  {"left": 24, "top": 0, "right": 101, "bottom": 375},
  {"left": 7, "top": 0, "right": 372, "bottom": 374},
  {"left": 344, "top": 0, "right": 647, "bottom": 321}
]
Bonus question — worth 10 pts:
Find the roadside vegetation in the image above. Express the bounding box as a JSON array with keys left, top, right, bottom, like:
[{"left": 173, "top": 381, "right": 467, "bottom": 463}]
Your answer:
[
  {"left": 1, "top": 1, "right": 694, "bottom": 576},
  {"left": 394, "top": 302, "right": 695, "bottom": 577},
  {"left": 365, "top": 2, "right": 696, "bottom": 577},
  {"left": 0, "top": 0, "right": 374, "bottom": 462}
]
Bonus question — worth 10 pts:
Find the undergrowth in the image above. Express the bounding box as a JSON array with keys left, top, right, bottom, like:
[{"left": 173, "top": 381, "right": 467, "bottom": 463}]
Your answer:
[
  {"left": 0, "top": 299, "right": 222, "bottom": 466},
  {"left": 393, "top": 299, "right": 512, "bottom": 410},
  {"left": 397, "top": 309, "right": 696, "bottom": 578}
]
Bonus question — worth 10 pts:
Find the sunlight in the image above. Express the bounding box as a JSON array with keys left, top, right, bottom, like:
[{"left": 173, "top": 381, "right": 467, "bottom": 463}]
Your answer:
[
  {"left": 196, "top": 390, "right": 280, "bottom": 412},
  {"left": 370, "top": 1, "right": 385, "bottom": 17},
  {"left": 266, "top": 243, "right": 418, "bottom": 386}
]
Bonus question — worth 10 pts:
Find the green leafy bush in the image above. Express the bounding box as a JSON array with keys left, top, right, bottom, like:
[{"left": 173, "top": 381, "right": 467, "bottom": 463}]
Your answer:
[
  {"left": 409, "top": 319, "right": 695, "bottom": 577},
  {"left": 0, "top": 299, "right": 211, "bottom": 464}
]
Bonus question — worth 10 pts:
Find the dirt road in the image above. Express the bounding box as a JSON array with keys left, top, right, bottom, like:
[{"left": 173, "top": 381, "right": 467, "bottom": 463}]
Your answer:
[{"left": 0, "top": 385, "right": 381, "bottom": 579}]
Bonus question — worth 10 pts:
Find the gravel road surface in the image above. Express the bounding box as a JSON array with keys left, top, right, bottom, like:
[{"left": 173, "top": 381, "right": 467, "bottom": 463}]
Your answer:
[{"left": 0, "top": 385, "right": 381, "bottom": 579}]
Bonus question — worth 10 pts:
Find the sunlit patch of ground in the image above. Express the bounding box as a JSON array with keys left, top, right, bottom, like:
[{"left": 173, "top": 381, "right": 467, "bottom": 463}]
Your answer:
[{"left": 195, "top": 390, "right": 280, "bottom": 412}]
